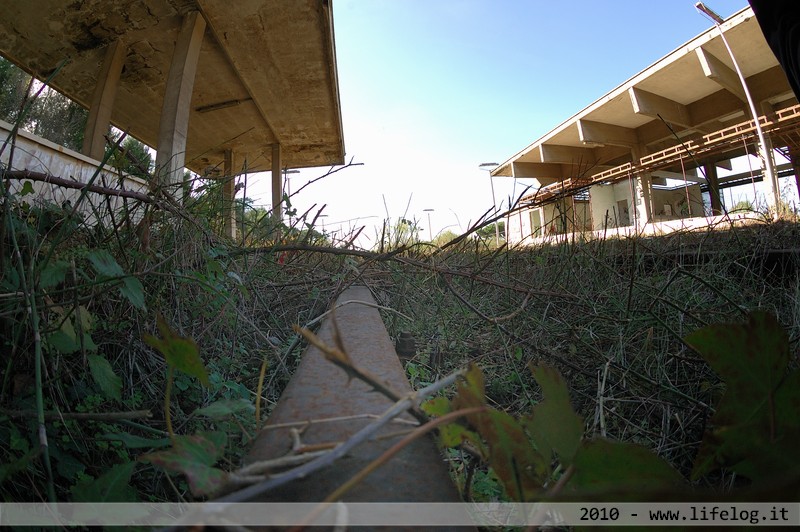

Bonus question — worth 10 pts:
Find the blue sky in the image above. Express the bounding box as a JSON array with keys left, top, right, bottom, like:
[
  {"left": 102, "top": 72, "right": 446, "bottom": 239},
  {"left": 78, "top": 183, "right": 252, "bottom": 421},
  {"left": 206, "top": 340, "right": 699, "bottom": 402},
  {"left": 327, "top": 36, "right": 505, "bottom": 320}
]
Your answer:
[{"left": 249, "top": 0, "right": 750, "bottom": 244}]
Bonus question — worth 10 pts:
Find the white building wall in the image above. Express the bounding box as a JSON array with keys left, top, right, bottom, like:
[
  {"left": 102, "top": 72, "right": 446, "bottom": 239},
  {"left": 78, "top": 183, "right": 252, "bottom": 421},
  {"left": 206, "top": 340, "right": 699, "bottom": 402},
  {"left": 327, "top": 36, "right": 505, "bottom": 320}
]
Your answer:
[
  {"left": 1, "top": 118, "right": 148, "bottom": 224},
  {"left": 590, "top": 181, "right": 636, "bottom": 229}
]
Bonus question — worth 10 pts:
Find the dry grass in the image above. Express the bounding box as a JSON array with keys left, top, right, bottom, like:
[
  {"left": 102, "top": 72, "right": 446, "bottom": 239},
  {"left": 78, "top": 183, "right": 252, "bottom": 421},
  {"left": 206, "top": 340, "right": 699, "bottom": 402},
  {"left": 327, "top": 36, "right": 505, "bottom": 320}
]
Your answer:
[{"left": 372, "top": 219, "right": 800, "bottom": 486}]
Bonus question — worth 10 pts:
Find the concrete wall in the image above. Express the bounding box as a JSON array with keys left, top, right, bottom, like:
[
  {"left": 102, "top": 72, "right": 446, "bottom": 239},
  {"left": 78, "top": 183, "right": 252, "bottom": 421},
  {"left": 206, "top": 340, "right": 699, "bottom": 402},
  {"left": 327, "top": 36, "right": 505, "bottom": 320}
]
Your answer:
[
  {"left": 650, "top": 184, "right": 704, "bottom": 221},
  {"left": 589, "top": 180, "right": 636, "bottom": 229},
  {"left": 1, "top": 118, "right": 148, "bottom": 225},
  {"left": 506, "top": 181, "right": 705, "bottom": 246},
  {"left": 507, "top": 199, "right": 591, "bottom": 245}
]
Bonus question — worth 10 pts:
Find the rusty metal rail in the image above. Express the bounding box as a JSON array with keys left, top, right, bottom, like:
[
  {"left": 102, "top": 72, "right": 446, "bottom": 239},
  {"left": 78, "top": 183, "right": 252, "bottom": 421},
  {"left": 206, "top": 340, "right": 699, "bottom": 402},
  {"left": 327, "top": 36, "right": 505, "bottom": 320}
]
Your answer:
[{"left": 243, "top": 285, "right": 463, "bottom": 506}]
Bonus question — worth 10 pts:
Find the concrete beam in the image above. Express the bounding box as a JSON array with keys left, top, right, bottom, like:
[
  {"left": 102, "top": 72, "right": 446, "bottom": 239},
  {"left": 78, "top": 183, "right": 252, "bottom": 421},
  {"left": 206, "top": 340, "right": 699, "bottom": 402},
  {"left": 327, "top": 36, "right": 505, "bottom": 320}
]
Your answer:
[
  {"left": 652, "top": 170, "right": 705, "bottom": 184},
  {"left": 629, "top": 87, "right": 692, "bottom": 128},
  {"left": 577, "top": 119, "right": 638, "bottom": 147},
  {"left": 155, "top": 11, "right": 206, "bottom": 188},
  {"left": 271, "top": 143, "right": 282, "bottom": 222},
  {"left": 539, "top": 144, "right": 596, "bottom": 165},
  {"left": 223, "top": 149, "right": 237, "bottom": 239},
  {"left": 511, "top": 162, "right": 564, "bottom": 179},
  {"left": 82, "top": 39, "right": 126, "bottom": 161},
  {"left": 695, "top": 47, "right": 747, "bottom": 102}
]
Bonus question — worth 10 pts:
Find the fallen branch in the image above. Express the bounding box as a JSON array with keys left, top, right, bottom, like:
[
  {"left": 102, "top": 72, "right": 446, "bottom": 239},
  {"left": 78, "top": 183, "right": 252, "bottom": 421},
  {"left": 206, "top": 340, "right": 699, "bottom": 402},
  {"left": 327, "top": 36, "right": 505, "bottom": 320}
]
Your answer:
[
  {"left": 3, "top": 169, "right": 155, "bottom": 204},
  {"left": 0, "top": 408, "right": 151, "bottom": 421}
]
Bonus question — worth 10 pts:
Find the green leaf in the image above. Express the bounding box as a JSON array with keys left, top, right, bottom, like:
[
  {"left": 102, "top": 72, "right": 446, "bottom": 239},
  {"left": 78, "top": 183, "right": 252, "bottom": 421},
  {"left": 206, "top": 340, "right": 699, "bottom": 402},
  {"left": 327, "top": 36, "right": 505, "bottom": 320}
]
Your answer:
[
  {"left": 120, "top": 276, "right": 146, "bottom": 310},
  {"left": 193, "top": 398, "right": 254, "bottom": 420},
  {"left": 100, "top": 432, "right": 171, "bottom": 449},
  {"left": 421, "top": 395, "right": 488, "bottom": 457},
  {"left": 452, "top": 364, "right": 549, "bottom": 501},
  {"left": 438, "top": 422, "right": 487, "bottom": 457},
  {"left": 144, "top": 316, "right": 209, "bottom": 386},
  {"left": 75, "top": 305, "right": 94, "bottom": 331},
  {"left": 87, "top": 354, "right": 122, "bottom": 401},
  {"left": 206, "top": 259, "right": 225, "bottom": 280},
  {"left": 51, "top": 446, "right": 86, "bottom": 481},
  {"left": 81, "top": 332, "right": 98, "bottom": 352},
  {"left": 685, "top": 311, "right": 788, "bottom": 399},
  {"left": 71, "top": 461, "right": 138, "bottom": 502},
  {"left": 526, "top": 365, "right": 584, "bottom": 465},
  {"left": 39, "top": 260, "right": 70, "bottom": 289},
  {"left": 421, "top": 396, "right": 451, "bottom": 417},
  {"left": 694, "top": 370, "right": 800, "bottom": 482},
  {"left": 87, "top": 249, "right": 125, "bottom": 277},
  {"left": 685, "top": 312, "right": 792, "bottom": 480},
  {"left": 46, "top": 320, "right": 81, "bottom": 355},
  {"left": 139, "top": 432, "right": 228, "bottom": 497},
  {"left": 87, "top": 249, "right": 146, "bottom": 310},
  {"left": 20, "top": 180, "right": 35, "bottom": 196},
  {"left": 0, "top": 448, "right": 39, "bottom": 483},
  {"left": 46, "top": 330, "right": 80, "bottom": 354},
  {"left": 569, "top": 439, "right": 684, "bottom": 499}
]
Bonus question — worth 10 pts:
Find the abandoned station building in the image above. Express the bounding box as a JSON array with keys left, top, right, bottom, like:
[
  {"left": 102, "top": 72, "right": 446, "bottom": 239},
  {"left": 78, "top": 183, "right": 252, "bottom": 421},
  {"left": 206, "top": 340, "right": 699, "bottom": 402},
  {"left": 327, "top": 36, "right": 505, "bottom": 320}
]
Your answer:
[{"left": 493, "top": 5, "right": 800, "bottom": 245}]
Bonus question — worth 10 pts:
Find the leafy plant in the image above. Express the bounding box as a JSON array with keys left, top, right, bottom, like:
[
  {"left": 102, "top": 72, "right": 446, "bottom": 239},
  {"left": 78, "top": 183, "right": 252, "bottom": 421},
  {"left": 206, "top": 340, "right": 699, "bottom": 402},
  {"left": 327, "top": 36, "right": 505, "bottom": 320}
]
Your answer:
[
  {"left": 144, "top": 316, "right": 209, "bottom": 439},
  {"left": 423, "top": 311, "right": 799, "bottom": 502},
  {"left": 685, "top": 311, "right": 800, "bottom": 485},
  {"left": 425, "top": 363, "right": 683, "bottom": 501},
  {"left": 139, "top": 431, "right": 228, "bottom": 497}
]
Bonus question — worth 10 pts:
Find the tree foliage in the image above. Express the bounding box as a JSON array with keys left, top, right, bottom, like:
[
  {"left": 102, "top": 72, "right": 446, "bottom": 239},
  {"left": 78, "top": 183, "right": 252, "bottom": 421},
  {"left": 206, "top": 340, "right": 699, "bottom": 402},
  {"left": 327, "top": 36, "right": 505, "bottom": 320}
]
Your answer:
[{"left": 0, "top": 58, "right": 87, "bottom": 151}]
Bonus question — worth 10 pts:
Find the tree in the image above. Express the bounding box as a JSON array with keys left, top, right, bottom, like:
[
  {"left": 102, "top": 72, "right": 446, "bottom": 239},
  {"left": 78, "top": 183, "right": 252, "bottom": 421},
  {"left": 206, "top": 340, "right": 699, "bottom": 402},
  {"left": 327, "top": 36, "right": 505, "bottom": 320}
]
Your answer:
[
  {"left": 108, "top": 134, "right": 154, "bottom": 179},
  {"left": 432, "top": 229, "right": 459, "bottom": 247},
  {"left": 0, "top": 57, "right": 30, "bottom": 123},
  {"left": 29, "top": 86, "right": 87, "bottom": 151},
  {"left": 0, "top": 57, "right": 87, "bottom": 151},
  {"left": 476, "top": 220, "right": 505, "bottom": 240}
]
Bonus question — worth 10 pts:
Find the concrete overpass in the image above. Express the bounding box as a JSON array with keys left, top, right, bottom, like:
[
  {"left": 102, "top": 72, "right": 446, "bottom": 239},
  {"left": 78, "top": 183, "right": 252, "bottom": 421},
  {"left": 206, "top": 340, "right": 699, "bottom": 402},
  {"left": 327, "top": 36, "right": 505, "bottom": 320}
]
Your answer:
[{"left": 0, "top": 0, "right": 344, "bottom": 236}]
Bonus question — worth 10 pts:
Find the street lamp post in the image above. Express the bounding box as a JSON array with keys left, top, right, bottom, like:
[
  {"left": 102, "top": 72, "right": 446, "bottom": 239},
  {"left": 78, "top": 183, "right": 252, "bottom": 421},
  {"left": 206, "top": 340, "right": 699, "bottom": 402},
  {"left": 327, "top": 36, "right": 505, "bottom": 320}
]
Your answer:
[
  {"left": 695, "top": 2, "right": 780, "bottom": 214},
  {"left": 423, "top": 208, "right": 434, "bottom": 241},
  {"left": 479, "top": 162, "right": 500, "bottom": 246}
]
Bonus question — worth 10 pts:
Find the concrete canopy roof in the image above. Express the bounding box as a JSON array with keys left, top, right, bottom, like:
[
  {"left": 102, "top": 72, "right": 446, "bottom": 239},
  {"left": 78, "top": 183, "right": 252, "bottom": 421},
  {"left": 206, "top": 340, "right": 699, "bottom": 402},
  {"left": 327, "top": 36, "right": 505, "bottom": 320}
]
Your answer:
[
  {"left": 493, "top": 6, "right": 797, "bottom": 184},
  {"left": 0, "top": 0, "right": 344, "bottom": 174}
]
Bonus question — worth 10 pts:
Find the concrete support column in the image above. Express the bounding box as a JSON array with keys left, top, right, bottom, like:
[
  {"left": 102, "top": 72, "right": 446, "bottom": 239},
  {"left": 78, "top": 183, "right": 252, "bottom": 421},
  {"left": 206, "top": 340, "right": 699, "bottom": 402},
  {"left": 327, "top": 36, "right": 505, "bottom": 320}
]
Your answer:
[
  {"left": 704, "top": 162, "right": 723, "bottom": 215},
  {"left": 787, "top": 144, "right": 800, "bottom": 198},
  {"left": 223, "top": 149, "right": 237, "bottom": 239},
  {"left": 759, "top": 102, "right": 781, "bottom": 212},
  {"left": 631, "top": 144, "right": 653, "bottom": 227},
  {"left": 155, "top": 11, "right": 206, "bottom": 191},
  {"left": 271, "top": 143, "right": 282, "bottom": 222},
  {"left": 82, "top": 39, "right": 126, "bottom": 160}
]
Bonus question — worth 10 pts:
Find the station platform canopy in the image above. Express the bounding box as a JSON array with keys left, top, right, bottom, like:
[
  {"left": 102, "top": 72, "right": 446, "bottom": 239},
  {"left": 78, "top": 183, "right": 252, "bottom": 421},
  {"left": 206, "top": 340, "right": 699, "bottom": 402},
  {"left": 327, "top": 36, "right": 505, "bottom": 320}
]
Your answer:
[
  {"left": 0, "top": 0, "right": 344, "bottom": 175},
  {"left": 492, "top": 6, "right": 799, "bottom": 200}
]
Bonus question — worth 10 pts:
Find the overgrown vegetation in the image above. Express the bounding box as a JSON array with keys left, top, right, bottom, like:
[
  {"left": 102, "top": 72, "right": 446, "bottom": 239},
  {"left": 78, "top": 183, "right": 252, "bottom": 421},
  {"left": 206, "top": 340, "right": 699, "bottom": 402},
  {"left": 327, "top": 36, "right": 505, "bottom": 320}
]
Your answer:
[
  {"left": 1, "top": 63, "right": 799, "bottom": 517},
  {"left": 377, "top": 218, "right": 800, "bottom": 502},
  {"left": 1, "top": 134, "right": 348, "bottom": 502}
]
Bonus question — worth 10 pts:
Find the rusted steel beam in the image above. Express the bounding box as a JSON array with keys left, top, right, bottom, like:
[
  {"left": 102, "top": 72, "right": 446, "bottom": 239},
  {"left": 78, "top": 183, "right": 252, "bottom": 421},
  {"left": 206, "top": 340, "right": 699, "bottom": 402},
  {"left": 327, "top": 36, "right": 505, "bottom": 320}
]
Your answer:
[{"left": 245, "top": 285, "right": 464, "bottom": 506}]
